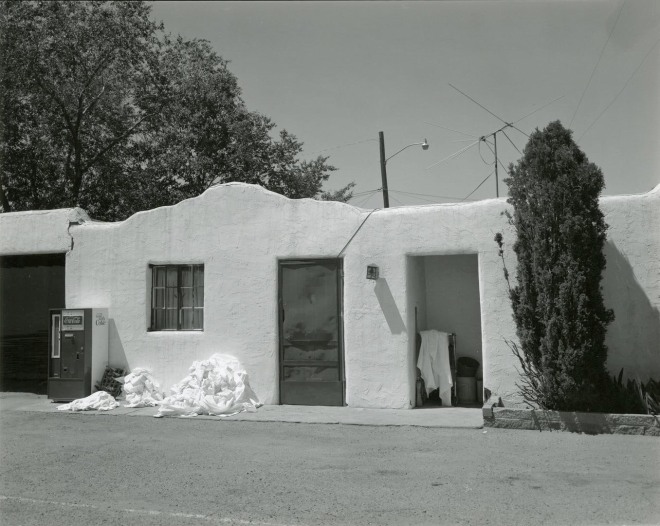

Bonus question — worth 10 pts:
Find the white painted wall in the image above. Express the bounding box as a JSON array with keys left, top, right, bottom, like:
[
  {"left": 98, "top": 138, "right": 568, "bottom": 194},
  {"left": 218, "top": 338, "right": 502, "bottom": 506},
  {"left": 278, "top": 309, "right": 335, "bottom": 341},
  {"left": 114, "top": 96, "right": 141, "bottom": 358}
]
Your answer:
[
  {"left": 0, "top": 208, "right": 89, "bottom": 256},
  {"left": 3, "top": 183, "right": 657, "bottom": 408},
  {"left": 601, "top": 190, "right": 660, "bottom": 382},
  {"left": 405, "top": 255, "right": 427, "bottom": 405}
]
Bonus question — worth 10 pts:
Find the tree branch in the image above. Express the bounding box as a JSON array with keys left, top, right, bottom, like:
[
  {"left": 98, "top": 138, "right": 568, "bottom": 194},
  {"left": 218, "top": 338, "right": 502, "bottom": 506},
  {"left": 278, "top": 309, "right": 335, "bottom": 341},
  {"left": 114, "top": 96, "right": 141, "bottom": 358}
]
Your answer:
[
  {"left": 80, "top": 109, "right": 158, "bottom": 176},
  {"left": 34, "top": 76, "right": 77, "bottom": 137}
]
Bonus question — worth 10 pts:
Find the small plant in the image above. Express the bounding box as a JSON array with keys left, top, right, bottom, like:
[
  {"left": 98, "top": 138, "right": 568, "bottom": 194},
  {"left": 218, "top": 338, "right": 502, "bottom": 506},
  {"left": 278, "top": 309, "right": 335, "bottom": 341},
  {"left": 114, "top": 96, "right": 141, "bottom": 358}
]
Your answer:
[{"left": 604, "top": 369, "right": 660, "bottom": 415}]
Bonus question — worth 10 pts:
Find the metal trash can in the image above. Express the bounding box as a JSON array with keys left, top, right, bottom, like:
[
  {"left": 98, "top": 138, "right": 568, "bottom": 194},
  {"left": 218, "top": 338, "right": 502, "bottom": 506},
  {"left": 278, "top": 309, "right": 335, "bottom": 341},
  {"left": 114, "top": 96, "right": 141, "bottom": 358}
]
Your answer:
[{"left": 457, "top": 376, "right": 477, "bottom": 404}]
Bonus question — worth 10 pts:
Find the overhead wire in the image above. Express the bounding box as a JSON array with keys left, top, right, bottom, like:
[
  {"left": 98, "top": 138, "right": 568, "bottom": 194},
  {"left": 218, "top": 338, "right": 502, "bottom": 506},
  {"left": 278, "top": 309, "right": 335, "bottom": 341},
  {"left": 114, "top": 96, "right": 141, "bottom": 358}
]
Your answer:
[
  {"left": 569, "top": 0, "right": 626, "bottom": 128},
  {"left": 426, "top": 139, "right": 480, "bottom": 170},
  {"left": 309, "top": 138, "right": 377, "bottom": 155},
  {"left": 462, "top": 171, "right": 495, "bottom": 201},
  {"left": 423, "top": 121, "right": 479, "bottom": 139},
  {"left": 388, "top": 191, "right": 442, "bottom": 204},
  {"left": 337, "top": 208, "right": 380, "bottom": 257},
  {"left": 389, "top": 188, "right": 474, "bottom": 202},
  {"left": 578, "top": 34, "right": 660, "bottom": 142},
  {"left": 352, "top": 190, "right": 381, "bottom": 208},
  {"left": 349, "top": 188, "right": 381, "bottom": 198},
  {"left": 388, "top": 194, "right": 406, "bottom": 207}
]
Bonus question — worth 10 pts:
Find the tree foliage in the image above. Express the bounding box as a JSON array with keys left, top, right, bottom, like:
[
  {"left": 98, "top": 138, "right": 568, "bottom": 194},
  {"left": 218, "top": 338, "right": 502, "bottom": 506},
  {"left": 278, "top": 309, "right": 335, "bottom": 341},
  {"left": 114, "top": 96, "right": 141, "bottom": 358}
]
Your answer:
[
  {"left": 498, "top": 121, "right": 614, "bottom": 412},
  {"left": 1, "top": 1, "right": 352, "bottom": 220}
]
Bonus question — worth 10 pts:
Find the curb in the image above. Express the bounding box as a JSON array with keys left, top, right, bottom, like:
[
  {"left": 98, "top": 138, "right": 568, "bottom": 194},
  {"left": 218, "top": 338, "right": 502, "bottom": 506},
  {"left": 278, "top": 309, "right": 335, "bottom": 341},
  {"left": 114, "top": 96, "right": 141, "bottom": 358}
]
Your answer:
[{"left": 483, "top": 406, "right": 660, "bottom": 436}]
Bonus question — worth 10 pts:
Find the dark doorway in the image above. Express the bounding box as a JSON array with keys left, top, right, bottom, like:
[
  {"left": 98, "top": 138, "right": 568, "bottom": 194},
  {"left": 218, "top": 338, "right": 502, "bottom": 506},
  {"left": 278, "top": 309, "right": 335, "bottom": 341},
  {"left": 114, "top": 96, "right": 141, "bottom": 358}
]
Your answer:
[
  {"left": 0, "top": 253, "right": 65, "bottom": 393},
  {"left": 278, "top": 259, "right": 345, "bottom": 406}
]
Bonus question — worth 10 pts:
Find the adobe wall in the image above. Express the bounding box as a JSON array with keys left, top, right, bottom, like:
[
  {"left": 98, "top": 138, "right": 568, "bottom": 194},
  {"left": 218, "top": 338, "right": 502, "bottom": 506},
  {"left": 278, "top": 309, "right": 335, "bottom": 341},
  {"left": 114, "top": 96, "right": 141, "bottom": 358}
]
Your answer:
[{"left": 3, "top": 183, "right": 657, "bottom": 407}]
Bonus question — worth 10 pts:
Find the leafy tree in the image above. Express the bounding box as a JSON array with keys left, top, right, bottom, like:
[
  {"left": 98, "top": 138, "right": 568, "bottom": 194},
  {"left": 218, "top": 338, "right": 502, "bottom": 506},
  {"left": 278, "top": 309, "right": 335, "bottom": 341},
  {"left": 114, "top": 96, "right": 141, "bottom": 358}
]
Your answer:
[
  {"left": 1, "top": 1, "right": 352, "bottom": 220},
  {"left": 497, "top": 121, "right": 614, "bottom": 411}
]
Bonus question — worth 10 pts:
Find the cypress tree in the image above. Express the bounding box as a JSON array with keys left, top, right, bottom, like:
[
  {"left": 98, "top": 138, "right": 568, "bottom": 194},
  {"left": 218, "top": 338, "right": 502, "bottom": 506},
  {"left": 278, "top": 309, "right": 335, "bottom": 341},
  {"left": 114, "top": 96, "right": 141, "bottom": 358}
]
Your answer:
[{"left": 502, "top": 121, "right": 614, "bottom": 411}]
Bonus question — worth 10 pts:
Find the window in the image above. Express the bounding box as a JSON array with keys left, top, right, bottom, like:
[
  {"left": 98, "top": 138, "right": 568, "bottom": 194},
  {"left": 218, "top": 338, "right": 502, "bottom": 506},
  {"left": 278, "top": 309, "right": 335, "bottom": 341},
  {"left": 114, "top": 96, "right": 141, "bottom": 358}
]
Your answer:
[{"left": 150, "top": 264, "right": 204, "bottom": 331}]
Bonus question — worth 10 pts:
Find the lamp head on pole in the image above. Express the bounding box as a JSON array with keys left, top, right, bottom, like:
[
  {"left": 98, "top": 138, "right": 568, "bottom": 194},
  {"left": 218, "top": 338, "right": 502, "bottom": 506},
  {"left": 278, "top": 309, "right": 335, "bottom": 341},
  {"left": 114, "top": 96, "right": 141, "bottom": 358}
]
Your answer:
[{"left": 421, "top": 139, "right": 429, "bottom": 151}]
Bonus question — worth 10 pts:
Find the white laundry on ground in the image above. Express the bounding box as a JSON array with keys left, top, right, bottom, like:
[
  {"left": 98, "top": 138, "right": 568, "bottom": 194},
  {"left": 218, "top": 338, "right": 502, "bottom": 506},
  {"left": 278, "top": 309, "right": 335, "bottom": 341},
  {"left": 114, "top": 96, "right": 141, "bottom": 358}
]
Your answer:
[
  {"left": 120, "top": 368, "right": 164, "bottom": 408},
  {"left": 57, "top": 391, "right": 119, "bottom": 412},
  {"left": 155, "top": 353, "right": 261, "bottom": 418},
  {"left": 417, "top": 330, "right": 453, "bottom": 407}
]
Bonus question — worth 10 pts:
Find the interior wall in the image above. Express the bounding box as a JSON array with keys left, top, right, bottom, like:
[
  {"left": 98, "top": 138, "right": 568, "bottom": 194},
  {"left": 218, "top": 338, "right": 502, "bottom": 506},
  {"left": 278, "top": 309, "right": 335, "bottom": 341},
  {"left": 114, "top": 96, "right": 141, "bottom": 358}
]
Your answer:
[
  {"left": 0, "top": 254, "right": 65, "bottom": 393},
  {"left": 405, "top": 256, "right": 427, "bottom": 405},
  {"left": 423, "top": 254, "right": 482, "bottom": 377}
]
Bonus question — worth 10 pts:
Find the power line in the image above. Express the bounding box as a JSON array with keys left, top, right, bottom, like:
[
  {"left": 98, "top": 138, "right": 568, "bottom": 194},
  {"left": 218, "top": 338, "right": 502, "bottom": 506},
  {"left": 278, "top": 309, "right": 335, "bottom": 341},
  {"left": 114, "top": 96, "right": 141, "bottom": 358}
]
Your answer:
[
  {"left": 462, "top": 171, "right": 495, "bottom": 201},
  {"left": 423, "top": 121, "right": 479, "bottom": 139},
  {"left": 352, "top": 190, "right": 380, "bottom": 208},
  {"left": 388, "top": 191, "right": 443, "bottom": 204},
  {"left": 569, "top": 0, "right": 626, "bottom": 128},
  {"left": 388, "top": 194, "right": 406, "bottom": 207},
  {"left": 426, "top": 140, "right": 480, "bottom": 170},
  {"left": 389, "top": 188, "right": 475, "bottom": 202},
  {"left": 348, "top": 188, "right": 381, "bottom": 198},
  {"left": 578, "top": 34, "right": 660, "bottom": 142}
]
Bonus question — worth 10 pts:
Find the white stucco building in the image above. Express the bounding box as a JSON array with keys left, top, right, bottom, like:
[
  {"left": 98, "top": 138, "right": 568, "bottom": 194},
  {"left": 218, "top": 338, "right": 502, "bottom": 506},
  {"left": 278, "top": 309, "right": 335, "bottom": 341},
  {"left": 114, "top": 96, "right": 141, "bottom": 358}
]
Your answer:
[{"left": 1, "top": 182, "right": 658, "bottom": 408}]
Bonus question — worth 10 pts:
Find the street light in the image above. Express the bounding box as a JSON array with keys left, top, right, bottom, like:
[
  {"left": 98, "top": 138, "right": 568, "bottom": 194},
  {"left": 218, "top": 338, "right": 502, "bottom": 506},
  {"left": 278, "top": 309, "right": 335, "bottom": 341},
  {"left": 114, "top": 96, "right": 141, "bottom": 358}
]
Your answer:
[{"left": 379, "top": 131, "right": 429, "bottom": 208}]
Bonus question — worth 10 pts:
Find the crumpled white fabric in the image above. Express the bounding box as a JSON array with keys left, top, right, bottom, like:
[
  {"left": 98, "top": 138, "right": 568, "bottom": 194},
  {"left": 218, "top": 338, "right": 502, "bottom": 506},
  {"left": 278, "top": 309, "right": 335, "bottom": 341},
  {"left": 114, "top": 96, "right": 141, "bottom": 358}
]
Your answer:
[
  {"left": 57, "top": 391, "right": 119, "bottom": 412},
  {"left": 155, "top": 354, "right": 261, "bottom": 418},
  {"left": 120, "top": 368, "right": 164, "bottom": 408}
]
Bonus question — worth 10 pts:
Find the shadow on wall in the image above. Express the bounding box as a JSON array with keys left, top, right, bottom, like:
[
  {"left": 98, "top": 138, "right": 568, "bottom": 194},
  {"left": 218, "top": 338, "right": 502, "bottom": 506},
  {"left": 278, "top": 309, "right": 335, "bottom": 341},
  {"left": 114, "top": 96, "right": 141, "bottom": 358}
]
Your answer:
[
  {"left": 108, "top": 319, "right": 128, "bottom": 371},
  {"left": 374, "top": 278, "right": 406, "bottom": 335},
  {"left": 603, "top": 241, "right": 660, "bottom": 381}
]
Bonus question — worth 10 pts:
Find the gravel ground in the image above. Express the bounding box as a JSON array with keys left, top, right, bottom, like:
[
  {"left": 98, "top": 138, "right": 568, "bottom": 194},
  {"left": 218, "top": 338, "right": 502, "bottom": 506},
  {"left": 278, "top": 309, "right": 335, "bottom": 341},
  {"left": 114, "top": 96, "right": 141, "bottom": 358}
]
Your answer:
[{"left": 1, "top": 409, "right": 659, "bottom": 525}]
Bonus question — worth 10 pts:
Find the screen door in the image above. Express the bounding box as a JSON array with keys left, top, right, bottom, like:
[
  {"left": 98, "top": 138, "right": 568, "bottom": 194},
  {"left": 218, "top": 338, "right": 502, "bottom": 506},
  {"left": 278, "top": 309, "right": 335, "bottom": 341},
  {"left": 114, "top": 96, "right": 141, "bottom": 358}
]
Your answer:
[{"left": 278, "top": 259, "right": 344, "bottom": 406}]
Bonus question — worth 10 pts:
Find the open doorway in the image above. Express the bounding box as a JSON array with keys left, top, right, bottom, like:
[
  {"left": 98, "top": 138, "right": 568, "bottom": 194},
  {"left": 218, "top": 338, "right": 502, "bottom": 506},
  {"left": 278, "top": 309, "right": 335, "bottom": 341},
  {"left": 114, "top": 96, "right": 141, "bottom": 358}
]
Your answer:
[
  {"left": 407, "top": 254, "right": 483, "bottom": 408},
  {"left": 0, "top": 253, "right": 65, "bottom": 393}
]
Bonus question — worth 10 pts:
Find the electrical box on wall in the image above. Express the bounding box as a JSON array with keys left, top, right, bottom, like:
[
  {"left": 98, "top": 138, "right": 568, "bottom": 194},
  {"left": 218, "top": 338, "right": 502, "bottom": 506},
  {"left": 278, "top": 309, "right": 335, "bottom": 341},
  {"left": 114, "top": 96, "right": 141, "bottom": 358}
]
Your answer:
[{"left": 47, "top": 308, "right": 108, "bottom": 402}]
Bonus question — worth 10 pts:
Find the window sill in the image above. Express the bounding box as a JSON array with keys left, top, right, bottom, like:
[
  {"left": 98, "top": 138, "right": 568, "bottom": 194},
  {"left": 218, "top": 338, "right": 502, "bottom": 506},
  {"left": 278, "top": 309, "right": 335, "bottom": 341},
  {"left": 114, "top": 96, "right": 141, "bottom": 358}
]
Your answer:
[{"left": 147, "top": 329, "right": 204, "bottom": 334}]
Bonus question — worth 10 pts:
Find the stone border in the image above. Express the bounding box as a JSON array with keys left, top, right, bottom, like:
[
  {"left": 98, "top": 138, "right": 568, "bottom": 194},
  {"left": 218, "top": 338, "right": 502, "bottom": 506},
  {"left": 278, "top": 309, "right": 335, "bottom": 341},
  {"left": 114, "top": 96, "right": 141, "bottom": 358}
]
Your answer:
[{"left": 483, "top": 406, "right": 660, "bottom": 436}]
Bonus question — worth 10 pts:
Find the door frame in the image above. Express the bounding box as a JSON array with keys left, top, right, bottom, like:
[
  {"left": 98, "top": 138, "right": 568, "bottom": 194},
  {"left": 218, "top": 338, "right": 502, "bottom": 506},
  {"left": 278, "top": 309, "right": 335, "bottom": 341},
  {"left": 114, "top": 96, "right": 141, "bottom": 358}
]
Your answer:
[{"left": 277, "top": 258, "right": 345, "bottom": 406}]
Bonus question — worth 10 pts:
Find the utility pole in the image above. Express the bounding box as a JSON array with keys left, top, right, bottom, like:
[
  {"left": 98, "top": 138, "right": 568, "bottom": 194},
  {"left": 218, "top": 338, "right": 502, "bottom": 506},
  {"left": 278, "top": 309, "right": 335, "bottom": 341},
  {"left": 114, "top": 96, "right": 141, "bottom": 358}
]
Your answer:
[
  {"left": 493, "top": 132, "right": 499, "bottom": 198},
  {"left": 379, "top": 131, "right": 389, "bottom": 208}
]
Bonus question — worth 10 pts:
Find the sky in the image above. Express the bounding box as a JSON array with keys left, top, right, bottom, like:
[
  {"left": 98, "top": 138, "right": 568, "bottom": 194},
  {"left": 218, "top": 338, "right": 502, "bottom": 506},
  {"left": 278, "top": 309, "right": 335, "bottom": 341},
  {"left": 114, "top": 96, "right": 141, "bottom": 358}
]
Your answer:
[{"left": 151, "top": 0, "right": 659, "bottom": 208}]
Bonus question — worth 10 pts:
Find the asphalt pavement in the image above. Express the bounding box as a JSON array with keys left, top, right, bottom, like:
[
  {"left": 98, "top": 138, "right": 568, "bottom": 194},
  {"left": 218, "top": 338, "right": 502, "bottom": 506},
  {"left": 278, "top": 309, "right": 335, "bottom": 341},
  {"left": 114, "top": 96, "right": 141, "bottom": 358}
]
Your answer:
[{"left": 1, "top": 393, "right": 659, "bottom": 525}]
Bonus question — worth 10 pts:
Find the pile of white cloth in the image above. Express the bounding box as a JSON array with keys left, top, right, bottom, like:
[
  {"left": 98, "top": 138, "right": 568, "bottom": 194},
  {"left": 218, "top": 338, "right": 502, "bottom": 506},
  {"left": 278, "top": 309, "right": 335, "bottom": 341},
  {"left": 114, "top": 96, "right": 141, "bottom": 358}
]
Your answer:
[
  {"left": 155, "top": 354, "right": 261, "bottom": 418},
  {"left": 57, "top": 391, "right": 119, "bottom": 412},
  {"left": 120, "top": 368, "right": 164, "bottom": 408}
]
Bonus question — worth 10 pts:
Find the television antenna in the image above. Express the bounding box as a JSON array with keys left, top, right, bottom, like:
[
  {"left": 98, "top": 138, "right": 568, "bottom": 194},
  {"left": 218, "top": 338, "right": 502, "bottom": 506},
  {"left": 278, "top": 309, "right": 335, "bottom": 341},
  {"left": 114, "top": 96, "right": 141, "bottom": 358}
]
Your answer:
[{"left": 446, "top": 83, "right": 564, "bottom": 197}]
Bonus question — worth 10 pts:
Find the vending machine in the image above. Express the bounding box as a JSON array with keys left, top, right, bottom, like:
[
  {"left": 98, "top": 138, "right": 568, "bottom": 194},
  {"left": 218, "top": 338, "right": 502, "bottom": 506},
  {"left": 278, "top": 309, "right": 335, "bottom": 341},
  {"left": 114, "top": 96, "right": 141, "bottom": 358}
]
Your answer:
[{"left": 47, "top": 308, "right": 108, "bottom": 402}]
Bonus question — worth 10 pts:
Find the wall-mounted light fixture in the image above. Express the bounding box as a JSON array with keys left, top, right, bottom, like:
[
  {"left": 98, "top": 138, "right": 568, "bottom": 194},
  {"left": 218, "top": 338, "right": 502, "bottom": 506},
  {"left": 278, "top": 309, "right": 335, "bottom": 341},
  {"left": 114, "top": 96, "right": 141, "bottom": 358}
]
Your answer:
[{"left": 366, "top": 265, "right": 379, "bottom": 280}]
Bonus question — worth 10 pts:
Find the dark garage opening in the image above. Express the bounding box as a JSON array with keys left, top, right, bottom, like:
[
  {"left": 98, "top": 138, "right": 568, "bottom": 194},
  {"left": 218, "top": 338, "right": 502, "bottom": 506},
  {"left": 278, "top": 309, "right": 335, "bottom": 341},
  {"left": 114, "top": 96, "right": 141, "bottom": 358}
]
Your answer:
[{"left": 0, "top": 253, "right": 65, "bottom": 393}]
